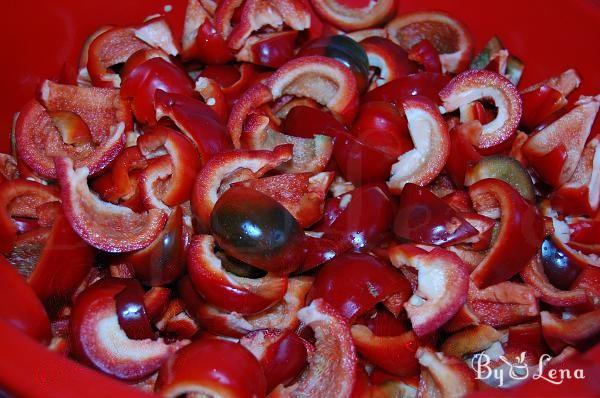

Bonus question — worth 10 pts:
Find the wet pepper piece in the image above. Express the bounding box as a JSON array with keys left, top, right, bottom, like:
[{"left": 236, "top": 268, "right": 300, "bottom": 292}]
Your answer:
[
  {"left": 445, "top": 121, "right": 483, "bottom": 186},
  {"left": 233, "top": 171, "right": 334, "bottom": 228},
  {"left": 282, "top": 104, "right": 346, "bottom": 139},
  {"left": 394, "top": 183, "right": 478, "bottom": 246},
  {"left": 386, "top": 12, "right": 474, "bottom": 74},
  {"left": 181, "top": 0, "right": 235, "bottom": 64},
  {"left": 155, "top": 90, "right": 233, "bottom": 164},
  {"left": 298, "top": 35, "right": 370, "bottom": 94},
  {"left": 416, "top": 347, "right": 477, "bottom": 397},
  {"left": 122, "top": 207, "right": 187, "bottom": 286},
  {"left": 211, "top": 186, "right": 305, "bottom": 274},
  {"left": 307, "top": 252, "right": 410, "bottom": 322},
  {"left": 156, "top": 337, "right": 267, "bottom": 397},
  {"left": 16, "top": 81, "right": 130, "bottom": 179},
  {"left": 90, "top": 146, "right": 147, "bottom": 204},
  {"left": 191, "top": 145, "right": 293, "bottom": 232},
  {"left": 70, "top": 278, "right": 186, "bottom": 381},
  {"left": 120, "top": 58, "right": 194, "bottom": 125},
  {"left": 360, "top": 37, "right": 419, "bottom": 89},
  {"left": 363, "top": 72, "right": 450, "bottom": 106},
  {"left": 0, "top": 179, "right": 59, "bottom": 254},
  {"left": 28, "top": 211, "right": 95, "bottom": 303},
  {"left": 0, "top": 255, "right": 51, "bottom": 343},
  {"left": 522, "top": 96, "right": 599, "bottom": 187},
  {"left": 310, "top": 0, "right": 396, "bottom": 31},
  {"left": 187, "top": 234, "right": 287, "bottom": 314},
  {"left": 269, "top": 299, "right": 356, "bottom": 398},
  {"left": 387, "top": 96, "right": 449, "bottom": 193},
  {"left": 541, "top": 310, "right": 600, "bottom": 353},
  {"left": 55, "top": 157, "right": 167, "bottom": 253},
  {"left": 408, "top": 39, "right": 442, "bottom": 73},
  {"left": 389, "top": 245, "right": 469, "bottom": 336},
  {"left": 469, "top": 178, "right": 545, "bottom": 288},
  {"left": 317, "top": 184, "right": 394, "bottom": 251},
  {"left": 440, "top": 70, "right": 522, "bottom": 153}
]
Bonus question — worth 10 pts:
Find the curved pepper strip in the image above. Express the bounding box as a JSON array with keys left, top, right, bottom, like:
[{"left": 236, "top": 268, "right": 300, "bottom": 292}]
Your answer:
[
  {"left": 0, "top": 179, "right": 59, "bottom": 254},
  {"left": 228, "top": 55, "right": 359, "bottom": 148},
  {"left": 155, "top": 90, "right": 233, "bottom": 164},
  {"left": 16, "top": 81, "right": 130, "bottom": 179},
  {"left": 468, "top": 178, "right": 545, "bottom": 288},
  {"left": 242, "top": 113, "right": 334, "bottom": 173},
  {"left": 182, "top": 0, "right": 234, "bottom": 64},
  {"left": 387, "top": 96, "right": 449, "bottom": 193},
  {"left": 195, "top": 77, "right": 229, "bottom": 123},
  {"left": 541, "top": 309, "right": 600, "bottom": 353},
  {"left": 408, "top": 40, "right": 442, "bottom": 73},
  {"left": 389, "top": 245, "right": 469, "bottom": 336},
  {"left": 187, "top": 235, "right": 287, "bottom": 314},
  {"left": 310, "top": 0, "right": 395, "bottom": 31},
  {"left": 440, "top": 70, "right": 522, "bottom": 152},
  {"left": 522, "top": 95, "right": 599, "bottom": 187},
  {"left": 191, "top": 144, "right": 292, "bottom": 232},
  {"left": 28, "top": 211, "right": 95, "bottom": 303},
  {"left": 416, "top": 347, "right": 477, "bottom": 397},
  {"left": 55, "top": 157, "right": 167, "bottom": 253},
  {"left": 521, "top": 254, "right": 588, "bottom": 307},
  {"left": 90, "top": 146, "right": 147, "bottom": 204},
  {"left": 137, "top": 126, "right": 200, "bottom": 207}
]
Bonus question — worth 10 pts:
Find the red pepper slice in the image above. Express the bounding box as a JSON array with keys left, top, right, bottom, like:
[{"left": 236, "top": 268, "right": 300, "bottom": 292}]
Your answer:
[
  {"left": 194, "top": 76, "right": 229, "bottom": 123},
  {"left": 394, "top": 183, "right": 478, "bottom": 246},
  {"left": 468, "top": 281, "right": 539, "bottom": 327},
  {"left": 363, "top": 72, "right": 450, "bottom": 106},
  {"left": 317, "top": 183, "right": 394, "bottom": 251},
  {"left": 191, "top": 145, "right": 292, "bottom": 231},
  {"left": 360, "top": 37, "right": 418, "bottom": 89},
  {"left": 307, "top": 252, "right": 410, "bottom": 322},
  {"left": 28, "top": 211, "right": 95, "bottom": 303},
  {"left": 0, "top": 179, "right": 59, "bottom": 254},
  {"left": 55, "top": 157, "right": 167, "bottom": 253},
  {"left": 522, "top": 95, "right": 599, "bottom": 187},
  {"left": 182, "top": 0, "right": 234, "bottom": 64},
  {"left": 283, "top": 105, "right": 346, "bottom": 139},
  {"left": 408, "top": 40, "right": 442, "bottom": 73},
  {"left": 156, "top": 337, "right": 267, "bottom": 397},
  {"left": 90, "top": 146, "right": 147, "bottom": 204},
  {"left": 240, "top": 30, "right": 299, "bottom": 68},
  {"left": 386, "top": 12, "right": 473, "bottom": 74},
  {"left": 416, "top": 347, "right": 477, "bottom": 397},
  {"left": 0, "top": 255, "right": 51, "bottom": 342},
  {"left": 155, "top": 90, "right": 233, "bottom": 164},
  {"left": 310, "top": 0, "right": 396, "bottom": 31},
  {"left": 16, "top": 81, "right": 130, "bottom": 179},
  {"left": 121, "top": 58, "right": 194, "bottom": 125},
  {"left": 468, "top": 178, "right": 545, "bottom": 288},
  {"left": 187, "top": 234, "right": 287, "bottom": 314},
  {"left": 541, "top": 309, "right": 600, "bottom": 353}
]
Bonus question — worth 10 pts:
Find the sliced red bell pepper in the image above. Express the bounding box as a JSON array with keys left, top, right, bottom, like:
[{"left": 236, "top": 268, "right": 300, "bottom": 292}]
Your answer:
[
  {"left": 363, "top": 72, "right": 450, "bottom": 106},
  {"left": 408, "top": 40, "right": 441, "bottom": 73},
  {"left": 541, "top": 309, "right": 600, "bottom": 353},
  {"left": 468, "top": 281, "right": 539, "bottom": 327},
  {"left": 394, "top": 183, "right": 478, "bottom": 246},
  {"left": 468, "top": 178, "right": 545, "bottom": 288},
  {"left": 522, "top": 95, "right": 599, "bottom": 187},
  {"left": 155, "top": 90, "right": 233, "bottom": 164},
  {"left": 90, "top": 146, "right": 147, "bottom": 204},
  {"left": 194, "top": 76, "right": 229, "bottom": 124},
  {"left": 360, "top": 37, "right": 418, "bottom": 89},
  {"left": 441, "top": 324, "right": 503, "bottom": 358},
  {"left": 0, "top": 255, "right": 51, "bottom": 342},
  {"left": 416, "top": 347, "right": 477, "bottom": 397},
  {"left": 310, "top": 0, "right": 396, "bottom": 31},
  {"left": 0, "top": 179, "right": 59, "bottom": 254}
]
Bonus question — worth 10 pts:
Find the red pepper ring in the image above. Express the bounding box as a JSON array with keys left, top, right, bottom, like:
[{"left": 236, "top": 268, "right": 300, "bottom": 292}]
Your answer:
[
  {"left": 55, "top": 157, "right": 167, "bottom": 253},
  {"left": 187, "top": 235, "right": 288, "bottom": 315},
  {"left": 0, "top": 179, "right": 59, "bottom": 254},
  {"left": 468, "top": 178, "right": 545, "bottom": 288},
  {"left": 387, "top": 96, "right": 449, "bottom": 193},
  {"left": 70, "top": 278, "right": 188, "bottom": 381},
  {"left": 137, "top": 126, "right": 200, "bottom": 208},
  {"left": 440, "top": 70, "right": 522, "bottom": 152},
  {"left": 389, "top": 245, "right": 470, "bottom": 337},
  {"left": 269, "top": 299, "right": 356, "bottom": 398},
  {"left": 520, "top": 254, "right": 588, "bottom": 307},
  {"left": 241, "top": 113, "right": 334, "bottom": 173},
  {"left": 191, "top": 144, "right": 293, "bottom": 232},
  {"left": 309, "top": 0, "right": 396, "bottom": 31}
]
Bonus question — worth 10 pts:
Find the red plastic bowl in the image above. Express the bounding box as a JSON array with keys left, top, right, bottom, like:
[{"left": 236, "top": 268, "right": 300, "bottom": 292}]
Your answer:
[{"left": 0, "top": 0, "right": 599, "bottom": 397}]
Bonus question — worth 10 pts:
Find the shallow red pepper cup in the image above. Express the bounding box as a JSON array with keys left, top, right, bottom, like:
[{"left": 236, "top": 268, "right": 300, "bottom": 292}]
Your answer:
[{"left": 1, "top": 0, "right": 600, "bottom": 397}]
